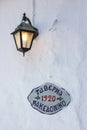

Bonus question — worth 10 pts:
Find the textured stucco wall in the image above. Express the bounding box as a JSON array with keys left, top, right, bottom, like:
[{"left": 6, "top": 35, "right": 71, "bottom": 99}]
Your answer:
[{"left": 0, "top": 0, "right": 87, "bottom": 130}]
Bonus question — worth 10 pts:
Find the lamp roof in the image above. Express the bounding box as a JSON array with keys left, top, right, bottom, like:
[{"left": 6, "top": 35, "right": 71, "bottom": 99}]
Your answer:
[{"left": 12, "top": 22, "right": 38, "bottom": 39}]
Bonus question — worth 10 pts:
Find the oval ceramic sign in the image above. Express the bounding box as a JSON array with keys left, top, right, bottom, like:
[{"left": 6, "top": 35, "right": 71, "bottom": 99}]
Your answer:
[{"left": 27, "top": 83, "right": 71, "bottom": 115}]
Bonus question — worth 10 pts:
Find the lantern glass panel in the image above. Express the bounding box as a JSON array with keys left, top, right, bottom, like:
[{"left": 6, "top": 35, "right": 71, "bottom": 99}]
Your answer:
[
  {"left": 14, "top": 31, "right": 21, "bottom": 49},
  {"left": 21, "top": 31, "right": 34, "bottom": 48}
]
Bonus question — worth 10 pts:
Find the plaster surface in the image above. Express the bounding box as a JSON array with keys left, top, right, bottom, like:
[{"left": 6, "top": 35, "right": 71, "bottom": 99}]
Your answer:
[{"left": 0, "top": 0, "right": 87, "bottom": 130}]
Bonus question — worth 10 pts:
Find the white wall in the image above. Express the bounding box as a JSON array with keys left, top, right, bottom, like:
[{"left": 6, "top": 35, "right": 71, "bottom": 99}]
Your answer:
[{"left": 0, "top": 0, "right": 87, "bottom": 130}]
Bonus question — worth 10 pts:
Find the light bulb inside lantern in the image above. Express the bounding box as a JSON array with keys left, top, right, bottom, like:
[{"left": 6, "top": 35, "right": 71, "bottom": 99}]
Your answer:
[{"left": 22, "top": 31, "right": 34, "bottom": 48}]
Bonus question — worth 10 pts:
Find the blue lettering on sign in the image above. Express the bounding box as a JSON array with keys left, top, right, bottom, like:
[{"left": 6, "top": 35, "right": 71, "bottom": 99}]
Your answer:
[
  {"left": 32, "top": 100, "right": 66, "bottom": 114},
  {"left": 35, "top": 85, "right": 62, "bottom": 96},
  {"left": 28, "top": 83, "right": 71, "bottom": 115}
]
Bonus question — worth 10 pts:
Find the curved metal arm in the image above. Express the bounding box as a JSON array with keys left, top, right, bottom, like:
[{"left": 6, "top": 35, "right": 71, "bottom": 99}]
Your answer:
[{"left": 22, "top": 13, "right": 32, "bottom": 25}]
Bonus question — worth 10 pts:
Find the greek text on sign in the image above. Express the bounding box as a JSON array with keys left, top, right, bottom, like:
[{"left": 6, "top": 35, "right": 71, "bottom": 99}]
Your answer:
[{"left": 27, "top": 83, "right": 71, "bottom": 115}]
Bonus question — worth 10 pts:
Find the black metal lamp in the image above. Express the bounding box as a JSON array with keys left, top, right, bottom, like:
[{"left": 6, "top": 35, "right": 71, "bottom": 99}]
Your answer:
[{"left": 11, "top": 13, "right": 39, "bottom": 56}]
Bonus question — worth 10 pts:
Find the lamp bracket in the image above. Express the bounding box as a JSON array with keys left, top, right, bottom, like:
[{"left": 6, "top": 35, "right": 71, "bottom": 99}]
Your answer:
[{"left": 22, "top": 13, "right": 32, "bottom": 25}]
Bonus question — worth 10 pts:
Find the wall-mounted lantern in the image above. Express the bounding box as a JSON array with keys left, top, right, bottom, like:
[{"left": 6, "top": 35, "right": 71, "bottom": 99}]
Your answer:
[{"left": 11, "top": 13, "right": 39, "bottom": 56}]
